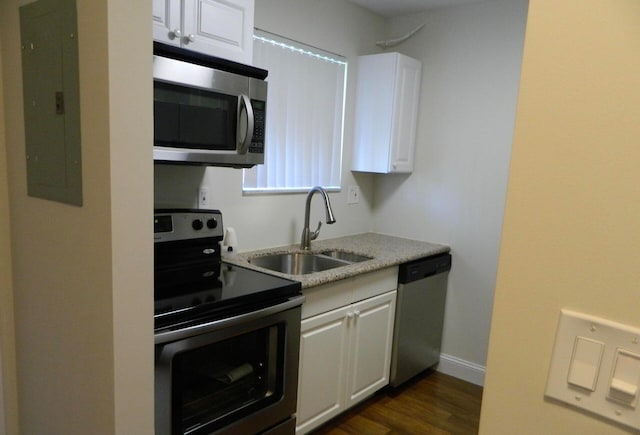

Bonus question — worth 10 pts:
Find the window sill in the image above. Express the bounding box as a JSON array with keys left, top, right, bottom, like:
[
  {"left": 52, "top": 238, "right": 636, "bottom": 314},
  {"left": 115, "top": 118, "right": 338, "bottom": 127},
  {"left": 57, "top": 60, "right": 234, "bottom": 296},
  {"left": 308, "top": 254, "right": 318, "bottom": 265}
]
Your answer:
[{"left": 242, "top": 186, "right": 341, "bottom": 195}]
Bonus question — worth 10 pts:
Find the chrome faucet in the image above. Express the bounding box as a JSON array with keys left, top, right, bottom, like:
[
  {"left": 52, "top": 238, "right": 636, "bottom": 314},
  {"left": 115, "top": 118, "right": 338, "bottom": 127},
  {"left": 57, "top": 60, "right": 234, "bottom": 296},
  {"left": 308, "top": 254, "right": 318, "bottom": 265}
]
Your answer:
[{"left": 300, "top": 186, "right": 336, "bottom": 250}]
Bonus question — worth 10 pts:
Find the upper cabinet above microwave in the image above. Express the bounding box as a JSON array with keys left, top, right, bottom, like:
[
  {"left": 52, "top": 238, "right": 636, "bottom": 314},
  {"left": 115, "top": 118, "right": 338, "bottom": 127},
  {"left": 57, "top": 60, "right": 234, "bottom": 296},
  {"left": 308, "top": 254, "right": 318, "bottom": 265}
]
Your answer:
[
  {"left": 352, "top": 53, "right": 422, "bottom": 174},
  {"left": 152, "top": 0, "right": 255, "bottom": 64}
]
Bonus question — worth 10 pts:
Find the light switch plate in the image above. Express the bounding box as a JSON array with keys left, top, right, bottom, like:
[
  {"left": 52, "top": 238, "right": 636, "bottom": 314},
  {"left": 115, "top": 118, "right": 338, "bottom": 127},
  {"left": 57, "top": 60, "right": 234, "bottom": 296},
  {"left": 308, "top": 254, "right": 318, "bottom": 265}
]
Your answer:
[{"left": 545, "top": 309, "right": 640, "bottom": 430}]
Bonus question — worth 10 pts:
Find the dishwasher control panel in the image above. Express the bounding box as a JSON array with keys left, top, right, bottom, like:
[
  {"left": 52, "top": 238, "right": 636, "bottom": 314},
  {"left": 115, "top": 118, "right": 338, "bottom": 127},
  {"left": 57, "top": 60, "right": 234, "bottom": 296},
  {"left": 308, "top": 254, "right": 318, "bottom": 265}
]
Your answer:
[{"left": 398, "top": 253, "right": 451, "bottom": 284}]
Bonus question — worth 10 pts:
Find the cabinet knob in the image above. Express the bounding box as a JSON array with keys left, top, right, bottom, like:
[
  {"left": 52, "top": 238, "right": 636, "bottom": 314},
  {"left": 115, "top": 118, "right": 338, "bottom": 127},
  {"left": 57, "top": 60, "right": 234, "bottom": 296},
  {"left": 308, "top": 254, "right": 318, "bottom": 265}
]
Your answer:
[
  {"left": 170, "top": 29, "right": 182, "bottom": 40},
  {"left": 354, "top": 310, "right": 361, "bottom": 317},
  {"left": 346, "top": 312, "right": 354, "bottom": 319},
  {"left": 184, "top": 34, "right": 195, "bottom": 43}
]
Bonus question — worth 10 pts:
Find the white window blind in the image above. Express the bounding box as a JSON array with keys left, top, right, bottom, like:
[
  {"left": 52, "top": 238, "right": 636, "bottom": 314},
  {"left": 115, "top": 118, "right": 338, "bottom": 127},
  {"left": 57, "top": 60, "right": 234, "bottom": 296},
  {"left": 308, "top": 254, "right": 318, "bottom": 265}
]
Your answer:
[{"left": 243, "top": 31, "right": 347, "bottom": 193}]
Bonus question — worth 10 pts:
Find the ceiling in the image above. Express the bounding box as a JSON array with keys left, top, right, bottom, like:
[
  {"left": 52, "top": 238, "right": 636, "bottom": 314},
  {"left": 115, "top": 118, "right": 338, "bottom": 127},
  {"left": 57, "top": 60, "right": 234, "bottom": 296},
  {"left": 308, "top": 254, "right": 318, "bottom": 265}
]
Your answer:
[{"left": 347, "top": 0, "right": 488, "bottom": 17}]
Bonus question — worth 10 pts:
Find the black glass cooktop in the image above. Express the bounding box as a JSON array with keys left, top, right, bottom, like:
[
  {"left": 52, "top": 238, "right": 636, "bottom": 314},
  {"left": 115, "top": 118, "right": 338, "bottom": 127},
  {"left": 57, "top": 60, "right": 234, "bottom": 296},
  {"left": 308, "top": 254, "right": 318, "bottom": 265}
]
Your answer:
[{"left": 154, "top": 262, "right": 301, "bottom": 332}]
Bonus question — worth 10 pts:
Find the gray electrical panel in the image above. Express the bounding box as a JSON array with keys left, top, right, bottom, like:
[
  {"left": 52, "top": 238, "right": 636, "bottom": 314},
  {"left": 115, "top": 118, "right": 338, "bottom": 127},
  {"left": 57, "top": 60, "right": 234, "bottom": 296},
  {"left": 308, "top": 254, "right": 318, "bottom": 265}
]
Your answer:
[{"left": 20, "top": 0, "right": 82, "bottom": 206}]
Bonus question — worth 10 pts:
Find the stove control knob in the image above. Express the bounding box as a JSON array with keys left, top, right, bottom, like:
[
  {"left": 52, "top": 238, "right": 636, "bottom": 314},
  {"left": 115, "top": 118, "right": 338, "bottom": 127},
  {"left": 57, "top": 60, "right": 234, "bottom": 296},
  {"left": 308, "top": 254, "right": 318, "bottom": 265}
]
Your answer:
[
  {"left": 206, "top": 218, "right": 218, "bottom": 229},
  {"left": 192, "top": 219, "right": 204, "bottom": 230}
]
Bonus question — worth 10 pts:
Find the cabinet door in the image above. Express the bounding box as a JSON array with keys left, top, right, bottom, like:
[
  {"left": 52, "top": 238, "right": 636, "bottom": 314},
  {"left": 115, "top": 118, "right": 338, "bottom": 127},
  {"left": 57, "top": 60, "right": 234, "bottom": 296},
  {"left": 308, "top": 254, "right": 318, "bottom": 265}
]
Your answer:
[
  {"left": 351, "top": 53, "right": 421, "bottom": 174},
  {"left": 346, "top": 291, "right": 396, "bottom": 407},
  {"left": 389, "top": 55, "right": 422, "bottom": 173},
  {"left": 351, "top": 53, "right": 395, "bottom": 173},
  {"left": 296, "top": 305, "right": 350, "bottom": 434},
  {"left": 182, "top": 0, "right": 254, "bottom": 63},
  {"left": 152, "top": 0, "right": 182, "bottom": 46}
]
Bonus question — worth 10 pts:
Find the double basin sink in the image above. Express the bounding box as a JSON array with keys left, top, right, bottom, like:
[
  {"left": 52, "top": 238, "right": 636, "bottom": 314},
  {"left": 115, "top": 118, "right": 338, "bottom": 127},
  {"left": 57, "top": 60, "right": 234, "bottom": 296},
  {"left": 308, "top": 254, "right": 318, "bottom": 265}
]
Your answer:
[{"left": 248, "top": 250, "right": 372, "bottom": 275}]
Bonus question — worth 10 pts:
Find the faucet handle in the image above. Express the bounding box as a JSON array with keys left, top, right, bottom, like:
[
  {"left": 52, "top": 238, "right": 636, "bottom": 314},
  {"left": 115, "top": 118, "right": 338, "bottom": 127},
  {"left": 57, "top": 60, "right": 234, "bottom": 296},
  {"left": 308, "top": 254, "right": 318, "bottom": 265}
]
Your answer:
[{"left": 310, "top": 221, "right": 322, "bottom": 241}]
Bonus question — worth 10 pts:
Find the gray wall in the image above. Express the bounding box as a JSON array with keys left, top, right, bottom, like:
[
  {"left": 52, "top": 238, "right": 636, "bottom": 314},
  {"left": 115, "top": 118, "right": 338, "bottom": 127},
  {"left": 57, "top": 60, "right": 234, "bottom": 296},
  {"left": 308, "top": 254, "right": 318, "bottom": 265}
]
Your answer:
[{"left": 373, "top": 0, "right": 528, "bottom": 382}]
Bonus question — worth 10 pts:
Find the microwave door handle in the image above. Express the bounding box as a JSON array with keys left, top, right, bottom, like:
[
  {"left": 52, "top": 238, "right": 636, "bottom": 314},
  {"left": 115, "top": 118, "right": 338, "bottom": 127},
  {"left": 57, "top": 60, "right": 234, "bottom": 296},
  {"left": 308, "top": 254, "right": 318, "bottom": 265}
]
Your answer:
[{"left": 237, "top": 94, "right": 254, "bottom": 154}]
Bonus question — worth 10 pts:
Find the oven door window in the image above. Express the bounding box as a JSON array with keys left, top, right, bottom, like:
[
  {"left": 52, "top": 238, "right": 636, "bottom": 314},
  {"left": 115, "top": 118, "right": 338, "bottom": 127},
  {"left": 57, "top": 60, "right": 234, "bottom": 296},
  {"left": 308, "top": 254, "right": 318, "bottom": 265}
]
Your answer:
[
  {"left": 171, "top": 324, "right": 283, "bottom": 434},
  {"left": 154, "top": 81, "right": 237, "bottom": 151}
]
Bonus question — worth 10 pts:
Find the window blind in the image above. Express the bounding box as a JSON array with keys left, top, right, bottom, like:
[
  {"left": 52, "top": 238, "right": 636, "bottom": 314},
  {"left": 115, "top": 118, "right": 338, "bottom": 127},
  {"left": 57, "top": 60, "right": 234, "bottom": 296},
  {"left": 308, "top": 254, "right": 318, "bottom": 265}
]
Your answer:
[{"left": 243, "top": 31, "right": 347, "bottom": 193}]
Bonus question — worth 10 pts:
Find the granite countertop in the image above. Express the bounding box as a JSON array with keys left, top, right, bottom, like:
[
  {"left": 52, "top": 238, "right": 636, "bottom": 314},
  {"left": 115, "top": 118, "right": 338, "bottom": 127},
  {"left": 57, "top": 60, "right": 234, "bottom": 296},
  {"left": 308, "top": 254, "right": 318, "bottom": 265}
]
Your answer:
[{"left": 223, "top": 233, "right": 450, "bottom": 289}]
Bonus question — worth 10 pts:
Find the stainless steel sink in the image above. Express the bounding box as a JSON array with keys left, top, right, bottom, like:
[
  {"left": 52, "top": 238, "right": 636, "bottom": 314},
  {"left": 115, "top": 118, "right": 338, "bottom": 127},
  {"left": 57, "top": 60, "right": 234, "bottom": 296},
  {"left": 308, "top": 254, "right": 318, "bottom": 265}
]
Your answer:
[
  {"left": 248, "top": 250, "right": 372, "bottom": 275},
  {"left": 320, "top": 250, "right": 372, "bottom": 263},
  {"left": 249, "top": 252, "right": 346, "bottom": 275}
]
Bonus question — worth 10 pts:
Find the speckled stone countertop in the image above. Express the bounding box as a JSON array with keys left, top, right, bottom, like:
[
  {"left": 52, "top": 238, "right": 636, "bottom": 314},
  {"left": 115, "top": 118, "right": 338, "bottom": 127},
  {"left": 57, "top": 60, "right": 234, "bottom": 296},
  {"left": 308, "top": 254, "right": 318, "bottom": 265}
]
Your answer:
[{"left": 223, "top": 233, "right": 450, "bottom": 289}]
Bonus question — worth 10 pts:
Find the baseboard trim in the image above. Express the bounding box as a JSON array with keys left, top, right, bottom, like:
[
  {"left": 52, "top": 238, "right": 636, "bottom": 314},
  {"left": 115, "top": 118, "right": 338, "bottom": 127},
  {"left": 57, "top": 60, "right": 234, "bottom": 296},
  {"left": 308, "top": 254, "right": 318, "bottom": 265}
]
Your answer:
[{"left": 436, "top": 353, "right": 486, "bottom": 386}]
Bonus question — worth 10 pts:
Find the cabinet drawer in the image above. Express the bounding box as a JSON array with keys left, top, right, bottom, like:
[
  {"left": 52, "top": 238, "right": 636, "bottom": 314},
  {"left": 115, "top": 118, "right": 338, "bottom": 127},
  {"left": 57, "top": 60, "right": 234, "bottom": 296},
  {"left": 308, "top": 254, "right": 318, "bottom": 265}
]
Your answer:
[
  {"left": 301, "top": 266, "right": 398, "bottom": 319},
  {"left": 351, "top": 266, "right": 398, "bottom": 303},
  {"left": 301, "top": 277, "right": 352, "bottom": 320}
]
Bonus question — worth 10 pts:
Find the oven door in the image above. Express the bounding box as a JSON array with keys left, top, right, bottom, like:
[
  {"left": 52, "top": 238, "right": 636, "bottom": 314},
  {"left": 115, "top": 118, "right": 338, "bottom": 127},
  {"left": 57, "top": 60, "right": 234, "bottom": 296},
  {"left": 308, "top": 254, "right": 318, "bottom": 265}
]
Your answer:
[{"left": 155, "top": 296, "right": 303, "bottom": 435}]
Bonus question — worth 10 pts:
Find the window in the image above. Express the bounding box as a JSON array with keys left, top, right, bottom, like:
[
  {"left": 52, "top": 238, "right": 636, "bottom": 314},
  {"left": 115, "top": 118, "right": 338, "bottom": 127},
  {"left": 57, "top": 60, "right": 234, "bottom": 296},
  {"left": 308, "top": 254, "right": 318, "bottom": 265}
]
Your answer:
[{"left": 243, "top": 31, "right": 347, "bottom": 193}]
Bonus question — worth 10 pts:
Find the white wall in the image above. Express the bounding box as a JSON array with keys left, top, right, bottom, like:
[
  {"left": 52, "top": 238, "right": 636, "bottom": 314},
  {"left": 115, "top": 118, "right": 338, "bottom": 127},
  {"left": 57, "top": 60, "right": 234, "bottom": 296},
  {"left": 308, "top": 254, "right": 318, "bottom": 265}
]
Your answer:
[
  {"left": 0, "top": 11, "right": 8, "bottom": 432},
  {"left": 481, "top": 0, "right": 640, "bottom": 432},
  {"left": 0, "top": 353, "right": 4, "bottom": 435},
  {"left": 107, "top": 0, "right": 155, "bottom": 432},
  {"left": 0, "top": 3, "right": 20, "bottom": 433},
  {"left": 1, "top": 0, "right": 154, "bottom": 432},
  {"left": 371, "top": 0, "right": 528, "bottom": 382},
  {"left": 0, "top": 17, "right": 13, "bottom": 429},
  {"left": 155, "top": 0, "right": 386, "bottom": 251}
]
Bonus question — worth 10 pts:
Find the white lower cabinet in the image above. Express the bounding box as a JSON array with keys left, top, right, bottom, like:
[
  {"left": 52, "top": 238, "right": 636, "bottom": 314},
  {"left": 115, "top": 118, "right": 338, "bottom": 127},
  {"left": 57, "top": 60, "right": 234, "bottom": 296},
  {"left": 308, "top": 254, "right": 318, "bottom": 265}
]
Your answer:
[
  {"left": 346, "top": 292, "right": 396, "bottom": 407},
  {"left": 295, "top": 268, "right": 398, "bottom": 434},
  {"left": 296, "top": 305, "right": 351, "bottom": 433}
]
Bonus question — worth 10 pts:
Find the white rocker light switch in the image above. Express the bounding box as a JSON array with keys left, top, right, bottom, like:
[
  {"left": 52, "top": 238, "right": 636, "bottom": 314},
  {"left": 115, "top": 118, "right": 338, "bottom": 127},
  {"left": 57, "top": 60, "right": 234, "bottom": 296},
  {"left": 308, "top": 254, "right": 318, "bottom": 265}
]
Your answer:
[
  {"left": 608, "top": 348, "right": 640, "bottom": 407},
  {"left": 567, "top": 336, "right": 604, "bottom": 391}
]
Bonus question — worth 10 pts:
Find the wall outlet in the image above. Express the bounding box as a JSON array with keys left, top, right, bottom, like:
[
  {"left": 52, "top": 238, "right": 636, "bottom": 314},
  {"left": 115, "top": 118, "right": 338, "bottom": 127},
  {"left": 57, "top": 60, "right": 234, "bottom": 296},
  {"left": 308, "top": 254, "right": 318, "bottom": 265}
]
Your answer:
[
  {"left": 198, "top": 187, "right": 209, "bottom": 208},
  {"left": 347, "top": 185, "right": 360, "bottom": 204}
]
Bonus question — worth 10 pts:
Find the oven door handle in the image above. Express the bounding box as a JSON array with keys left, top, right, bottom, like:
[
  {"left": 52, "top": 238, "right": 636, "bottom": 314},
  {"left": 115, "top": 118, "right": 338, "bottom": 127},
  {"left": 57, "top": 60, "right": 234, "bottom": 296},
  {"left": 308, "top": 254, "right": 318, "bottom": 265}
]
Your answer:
[{"left": 154, "top": 294, "right": 305, "bottom": 344}]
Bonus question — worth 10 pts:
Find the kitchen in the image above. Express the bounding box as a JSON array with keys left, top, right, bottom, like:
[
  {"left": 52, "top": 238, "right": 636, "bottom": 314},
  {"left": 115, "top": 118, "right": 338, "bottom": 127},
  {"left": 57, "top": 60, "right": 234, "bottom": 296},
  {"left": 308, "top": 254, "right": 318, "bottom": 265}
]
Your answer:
[
  {"left": 2, "top": 0, "right": 639, "bottom": 434},
  {"left": 151, "top": 0, "right": 524, "bottom": 431},
  {"left": 155, "top": 0, "right": 527, "bottom": 379}
]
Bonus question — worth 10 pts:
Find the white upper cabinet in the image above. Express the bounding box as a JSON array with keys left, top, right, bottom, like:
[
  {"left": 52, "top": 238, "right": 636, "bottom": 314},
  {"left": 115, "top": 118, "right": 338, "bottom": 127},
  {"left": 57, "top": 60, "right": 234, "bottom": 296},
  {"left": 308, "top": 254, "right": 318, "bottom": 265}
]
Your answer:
[
  {"left": 352, "top": 52, "right": 422, "bottom": 174},
  {"left": 152, "top": 0, "right": 182, "bottom": 46},
  {"left": 152, "top": 0, "right": 254, "bottom": 64}
]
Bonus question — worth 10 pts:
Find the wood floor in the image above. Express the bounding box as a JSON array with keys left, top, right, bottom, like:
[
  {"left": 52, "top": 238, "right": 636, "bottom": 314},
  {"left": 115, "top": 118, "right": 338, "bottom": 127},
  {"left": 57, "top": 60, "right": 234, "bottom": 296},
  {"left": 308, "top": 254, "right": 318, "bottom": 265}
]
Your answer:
[{"left": 311, "top": 370, "right": 483, "bottom": 435}]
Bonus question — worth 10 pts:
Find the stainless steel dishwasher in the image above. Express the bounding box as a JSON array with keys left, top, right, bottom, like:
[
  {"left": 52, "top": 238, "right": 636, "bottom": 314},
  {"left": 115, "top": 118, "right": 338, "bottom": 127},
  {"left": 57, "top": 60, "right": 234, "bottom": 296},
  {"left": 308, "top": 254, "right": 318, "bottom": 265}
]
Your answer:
[{"left": 390, "top": 253, "right": 452, "bottom": 387}]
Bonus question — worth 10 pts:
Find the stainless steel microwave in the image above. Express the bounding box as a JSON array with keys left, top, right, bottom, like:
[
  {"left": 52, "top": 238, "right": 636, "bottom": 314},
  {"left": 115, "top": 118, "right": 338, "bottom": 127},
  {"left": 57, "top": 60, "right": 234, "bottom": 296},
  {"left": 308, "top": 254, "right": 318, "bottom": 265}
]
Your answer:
[{"left": 153, "top": 43, "right": 267, "bottom": 168}]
